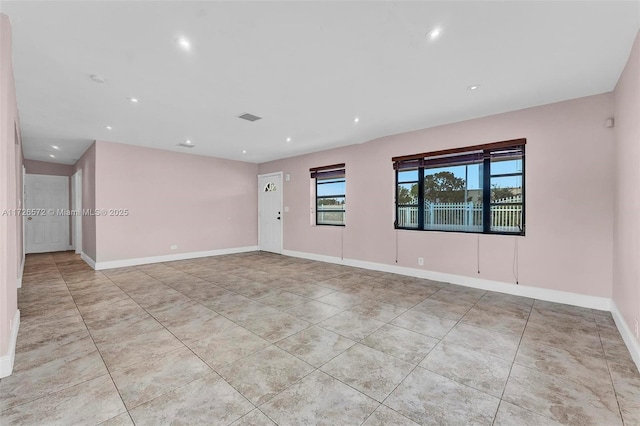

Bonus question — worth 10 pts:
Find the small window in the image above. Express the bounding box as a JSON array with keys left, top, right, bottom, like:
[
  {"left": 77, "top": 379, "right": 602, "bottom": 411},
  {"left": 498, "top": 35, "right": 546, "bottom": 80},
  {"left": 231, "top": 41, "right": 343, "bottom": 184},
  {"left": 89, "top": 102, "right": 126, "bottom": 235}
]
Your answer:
[
  {"left": 310, "top": 163, "right": 346, "bottom": 226},
  {"left": 393, "top": 139, "right": 525, "bottom": 235}
]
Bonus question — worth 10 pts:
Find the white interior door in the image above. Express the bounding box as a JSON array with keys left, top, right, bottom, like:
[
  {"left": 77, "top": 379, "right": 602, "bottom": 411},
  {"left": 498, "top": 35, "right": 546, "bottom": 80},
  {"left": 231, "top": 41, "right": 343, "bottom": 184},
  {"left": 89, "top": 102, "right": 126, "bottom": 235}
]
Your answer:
[
  {"left": 25, "top": 174, "right": 70, "bottom": 253},
  {"left": 258, "top": 173, "right": 283, "bottom": 254}
]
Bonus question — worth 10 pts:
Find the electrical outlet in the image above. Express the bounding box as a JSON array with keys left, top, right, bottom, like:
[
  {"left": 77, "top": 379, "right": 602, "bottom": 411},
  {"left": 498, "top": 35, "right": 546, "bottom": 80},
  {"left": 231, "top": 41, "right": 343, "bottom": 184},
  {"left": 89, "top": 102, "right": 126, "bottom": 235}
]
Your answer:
[
  {"left": 418, "top": 257, "right": 424, "bottom": 266},
  {"left": 170, "top": 244, "right": 178, "bottom": 250}
]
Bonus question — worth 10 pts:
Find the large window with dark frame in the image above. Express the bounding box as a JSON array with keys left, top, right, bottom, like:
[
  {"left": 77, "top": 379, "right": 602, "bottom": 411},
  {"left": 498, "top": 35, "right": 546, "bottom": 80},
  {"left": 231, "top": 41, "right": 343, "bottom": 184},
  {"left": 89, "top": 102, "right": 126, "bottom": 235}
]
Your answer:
[
  {"left": 310, "top": 163, "right": 346, "bottom": 226},
  {"left": 393, "top": 139, "right": 525, "bottom": 235}
]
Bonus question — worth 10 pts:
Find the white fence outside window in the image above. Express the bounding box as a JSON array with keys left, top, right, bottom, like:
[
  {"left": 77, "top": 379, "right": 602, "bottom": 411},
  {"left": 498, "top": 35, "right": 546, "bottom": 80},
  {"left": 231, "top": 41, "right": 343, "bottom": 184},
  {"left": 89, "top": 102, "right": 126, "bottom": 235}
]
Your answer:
[{"left": 398, "top": 196, "right": 522, "bottom": 233}]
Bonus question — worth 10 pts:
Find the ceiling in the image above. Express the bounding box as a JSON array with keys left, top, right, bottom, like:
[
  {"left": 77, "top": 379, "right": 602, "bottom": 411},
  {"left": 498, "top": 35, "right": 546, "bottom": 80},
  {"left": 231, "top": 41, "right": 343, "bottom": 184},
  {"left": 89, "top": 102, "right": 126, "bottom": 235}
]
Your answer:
[{"left": 2, "top": 1, "right": 639, "bottom": 165}]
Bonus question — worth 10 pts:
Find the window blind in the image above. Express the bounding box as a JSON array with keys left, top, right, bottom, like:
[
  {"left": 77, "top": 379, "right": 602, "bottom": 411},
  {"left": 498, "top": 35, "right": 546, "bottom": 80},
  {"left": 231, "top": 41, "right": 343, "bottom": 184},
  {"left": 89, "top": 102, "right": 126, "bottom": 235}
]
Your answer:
[{"left": 310, "top": 163, "right": 346, "bottom": 179}]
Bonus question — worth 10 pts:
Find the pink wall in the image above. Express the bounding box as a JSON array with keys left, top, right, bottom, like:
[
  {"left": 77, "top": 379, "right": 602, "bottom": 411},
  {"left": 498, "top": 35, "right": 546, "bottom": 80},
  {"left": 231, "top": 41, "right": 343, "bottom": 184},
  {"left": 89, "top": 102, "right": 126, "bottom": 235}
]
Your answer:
[
  {"left": 0, "top": 13, "right": 23, "bottom": 360},
  {"left": 259, "top": 93, "right": 615, "bottom": 298},
  {"left": 613, "top": 30, "right": 640, "bottom": 345},
  {"left": 93, "top": 141, "right": 258, "bottom": 263},
  {"left": 73, "top": 143, "right": 96, "bottom": 261},
  {"left": 24, "top": 159, "right": 73, "bottom": 177}
]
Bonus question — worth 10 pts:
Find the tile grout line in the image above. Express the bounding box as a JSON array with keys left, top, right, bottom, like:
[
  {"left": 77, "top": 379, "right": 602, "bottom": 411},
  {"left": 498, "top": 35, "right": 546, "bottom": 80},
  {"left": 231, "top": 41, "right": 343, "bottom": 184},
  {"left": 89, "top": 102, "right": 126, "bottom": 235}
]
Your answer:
[
  {"left": 133, "top": 265, "right": 318, "bottom": 368},
  {"left": 16, "top": 252, "right": 631, "bottom": 425},
  {"left": 53, "top": 255, "right": 135, "bottom": 425},
  {"left": 11, "top": 255, "right": 366, "bottom": 421},
  {"left": 493, "top": 302, "right": 620, "bottom": 426},
  {"left": 150, "top": 261, "right": 329, "bottom": 424},
  {"left": 490, "top": 298, "right": 534, "bottom": 425},
  {"left": 274, "top": 280, "right": 485, "bottom": 424},
  {"left": 372, "top": 289, "right": 491, "bottom": 424},
  {"left": 0, "top": 256, "right": 106, "bottom": 414},
  {"left": 313, "top": 286, "right": 472, "bottom": 424},
  {"left": 100, "top": 268, "right": 262, "bottom": 421},
  {"left": 597, "top": 320, "right": 626, "bottom": 424},
  {"left": 158, "top": 259, "right": 429, "bottom": 424},
  {"left": 374, "top": 290, "right": 564, "bottom": 423},
  {"left": 125, "top": 260, "right": 393, "bottom": 420},
  {"left": 352, "top": 293, "right": 440, "bottom": 426}
]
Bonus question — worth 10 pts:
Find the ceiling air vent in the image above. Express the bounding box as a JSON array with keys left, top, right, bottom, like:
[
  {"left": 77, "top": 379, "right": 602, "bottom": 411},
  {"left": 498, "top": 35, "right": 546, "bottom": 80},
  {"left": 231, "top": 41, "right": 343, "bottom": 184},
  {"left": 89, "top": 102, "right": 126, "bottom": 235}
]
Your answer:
[
  {"left": 237, "top": 112, "right": 262, "bottom": 122},
  {"left": 177, "top": 142, "right": 195, "bottom": 148}
]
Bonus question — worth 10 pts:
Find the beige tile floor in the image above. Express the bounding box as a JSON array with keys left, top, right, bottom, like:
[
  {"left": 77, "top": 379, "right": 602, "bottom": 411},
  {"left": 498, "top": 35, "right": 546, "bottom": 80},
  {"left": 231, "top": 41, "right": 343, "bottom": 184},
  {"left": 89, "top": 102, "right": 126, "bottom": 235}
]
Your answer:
[{"left": 1, "top": 251, "right": 639, "bottom": 425}]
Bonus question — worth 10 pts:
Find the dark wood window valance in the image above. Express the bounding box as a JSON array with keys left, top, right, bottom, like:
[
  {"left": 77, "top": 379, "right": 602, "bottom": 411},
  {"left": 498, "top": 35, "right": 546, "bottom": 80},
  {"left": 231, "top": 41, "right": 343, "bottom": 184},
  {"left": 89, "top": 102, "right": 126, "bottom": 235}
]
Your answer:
[
  {"left": 310, "top": 163, "right": 346, "bottom": 178},
  {"left": 392, "top": 138, "right": 526, "bottom": 168}
]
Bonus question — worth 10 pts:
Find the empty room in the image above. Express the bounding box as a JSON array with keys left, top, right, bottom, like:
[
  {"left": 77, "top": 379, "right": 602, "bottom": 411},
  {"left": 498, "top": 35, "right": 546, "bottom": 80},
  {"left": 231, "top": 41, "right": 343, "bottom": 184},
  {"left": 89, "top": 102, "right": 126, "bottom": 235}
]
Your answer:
[{"left": 1, "top": 1, "right": 639, "bottom": 425}]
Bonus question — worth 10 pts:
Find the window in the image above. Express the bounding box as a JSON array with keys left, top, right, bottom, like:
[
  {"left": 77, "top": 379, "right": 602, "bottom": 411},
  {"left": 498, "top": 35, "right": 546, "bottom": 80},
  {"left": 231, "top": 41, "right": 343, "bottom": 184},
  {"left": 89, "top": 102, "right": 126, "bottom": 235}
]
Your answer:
[
  {"left": 310, "top": 163, "right": 346, "bottom": 226},
  {"left": 393, "top": 139, "right": 525, "bottom": 235}
]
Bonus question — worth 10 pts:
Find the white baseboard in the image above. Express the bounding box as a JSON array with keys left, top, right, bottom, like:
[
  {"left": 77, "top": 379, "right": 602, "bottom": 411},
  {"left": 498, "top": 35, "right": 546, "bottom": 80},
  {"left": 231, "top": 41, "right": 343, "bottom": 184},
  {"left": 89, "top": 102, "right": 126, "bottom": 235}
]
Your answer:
[
  {"left": 0, "top": 309, "right": 20, "bottom": 378},
  {"left": 611, "top": 300, "right": 640, "bottom": 371},
  {"left": 80, "top": 252, "right": 96, "bottom": 269},
  {"left": 91, "top": 246, "right": 259, "bottom": 270},
  {"left": 281, "top": 249, "right": 611, "bottom": 311}
]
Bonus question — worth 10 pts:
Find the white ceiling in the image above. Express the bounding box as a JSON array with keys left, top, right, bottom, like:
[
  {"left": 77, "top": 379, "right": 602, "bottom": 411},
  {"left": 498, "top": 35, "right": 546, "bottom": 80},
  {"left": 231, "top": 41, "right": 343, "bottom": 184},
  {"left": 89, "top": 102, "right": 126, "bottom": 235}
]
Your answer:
[{"left": 2, "top": 1, "right": 639, "bottom": 165}]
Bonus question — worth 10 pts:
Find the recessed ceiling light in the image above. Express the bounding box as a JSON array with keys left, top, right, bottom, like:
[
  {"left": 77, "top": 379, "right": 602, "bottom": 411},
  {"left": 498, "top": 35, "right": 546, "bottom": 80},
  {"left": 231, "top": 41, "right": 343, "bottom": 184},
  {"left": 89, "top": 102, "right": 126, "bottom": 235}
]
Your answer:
[
  {"left": 177, "top": 37, "right": 191, "bottom": 51},
  {"left": 353, "top": 116, "right": 360, "bottom": 124},
  {"left": 242, "top": 150, "right": 247, "bottom": 154},
  {"left": 129, "top": 97, "right": 139, "bottom": 103},
  {"left": 105, "top": 125, "right": 112, "bottom": 130},
  {"left": 90, "top": 74, "right": 105, "bottom": 83},
  {"left": 185, "top": 139, "right": 192, "bottom": 144},
  {"left": 49, "top": 154, "right": 55, "bottom": 158},
  {"left": 51, "top": 145, "right": 60, "bottom": 150},
  {"left": 286, "top": 137, "right": 292, "bottom": 143},
  {"left": 467, "top": 85, "right": 481, "bottom": 91},
  {"left": 427, "top": 28, "right": 442, "bottom": 40}
]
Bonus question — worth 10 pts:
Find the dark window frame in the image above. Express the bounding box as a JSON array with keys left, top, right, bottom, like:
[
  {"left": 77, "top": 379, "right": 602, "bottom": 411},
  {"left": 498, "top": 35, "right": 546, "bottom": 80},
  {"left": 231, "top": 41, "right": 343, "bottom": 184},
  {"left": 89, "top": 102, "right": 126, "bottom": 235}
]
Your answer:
[
  {"left": 393, "top": 139, "right": 526, "bottom": 236},
  {"left": 311, "top": 163, "right": 346, "bottom": 227}
]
